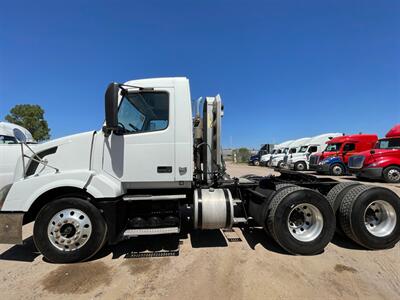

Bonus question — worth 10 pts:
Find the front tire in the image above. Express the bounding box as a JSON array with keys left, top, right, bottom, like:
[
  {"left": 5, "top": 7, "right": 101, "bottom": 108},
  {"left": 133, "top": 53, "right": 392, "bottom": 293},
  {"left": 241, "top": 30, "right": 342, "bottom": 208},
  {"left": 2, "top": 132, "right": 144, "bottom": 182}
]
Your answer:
[
  {"left": 34, "top": 197, "right": 107, "bottom": 263},
  {"left": 294, "top": 161, "right": 307, "bottom": 171},
  {"left": 330, "top": 163, "right": 345, "bottom": 176},
  {"left": 383, "top": 166, "right": 400, "bottom": 183},
  {"left": 267, "top": 186, "right": 335, "bottom": 255},
  {"left": 253, "top": 160, "right": 260, "bottom": 166},
  {"left": 277, "top": 161, "right": 285, "bottom": 169}
]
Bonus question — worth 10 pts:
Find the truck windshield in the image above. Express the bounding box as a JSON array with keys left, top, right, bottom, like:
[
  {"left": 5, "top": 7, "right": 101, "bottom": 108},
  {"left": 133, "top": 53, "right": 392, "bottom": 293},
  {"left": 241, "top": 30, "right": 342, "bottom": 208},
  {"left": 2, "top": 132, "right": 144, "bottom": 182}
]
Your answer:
[
  {"left": 0, "top": 135, "right": 18, "bottom": 144},
  {"left": 325, "top": 143, "right": 342, "bottom": 152},
  {"left": 299, "top": 146, "right": 308, "bottom": 153},
  {"left": 375, "top": 138, "right": 400, "bottom": 149}
]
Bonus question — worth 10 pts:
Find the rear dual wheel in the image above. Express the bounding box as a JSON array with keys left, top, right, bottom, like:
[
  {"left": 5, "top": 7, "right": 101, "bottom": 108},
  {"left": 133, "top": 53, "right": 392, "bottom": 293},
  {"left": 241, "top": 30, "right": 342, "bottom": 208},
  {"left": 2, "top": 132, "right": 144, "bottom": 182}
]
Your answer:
[
  {"left": 339, "top": 185, "right": 400, "bottom": 249},
  {"left": 266, "top": 186, "right": 335, "bottom": 255}
]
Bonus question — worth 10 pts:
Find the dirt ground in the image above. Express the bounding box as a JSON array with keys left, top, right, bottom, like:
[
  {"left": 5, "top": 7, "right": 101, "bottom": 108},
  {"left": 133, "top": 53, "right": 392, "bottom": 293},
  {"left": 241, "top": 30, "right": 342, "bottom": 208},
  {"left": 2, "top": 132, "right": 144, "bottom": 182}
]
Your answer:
[{"left": 0, "top": 162, "right": 399, "bottom": 300}]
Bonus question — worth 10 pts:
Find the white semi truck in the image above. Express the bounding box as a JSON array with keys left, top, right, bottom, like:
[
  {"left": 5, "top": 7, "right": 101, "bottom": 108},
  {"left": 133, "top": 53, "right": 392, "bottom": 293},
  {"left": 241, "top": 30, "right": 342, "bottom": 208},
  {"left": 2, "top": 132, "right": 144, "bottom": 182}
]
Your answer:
[
  {"left": 0, "top": 122, "right": 36, "bottom": 191},
  {"left": 0, "top": 78, "right": 399, "bottom": 263},
  {"left": 286, "top": 133, "right": 342, "bottom": 171},
  {"left": 282, "top": 137, "right": 312, "bottom": 167},
  {"left": 268, "top": 140, "right": 294, "bottom": 168}
]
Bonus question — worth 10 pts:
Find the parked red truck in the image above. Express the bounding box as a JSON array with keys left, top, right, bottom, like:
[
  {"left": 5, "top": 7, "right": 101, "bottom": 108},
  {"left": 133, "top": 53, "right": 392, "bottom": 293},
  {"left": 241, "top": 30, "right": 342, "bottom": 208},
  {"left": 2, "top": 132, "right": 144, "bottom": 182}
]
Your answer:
[
  {"left": 348, "top": 125, "right": 400, "bottom": 183},
  {"left": 309, "top": 134, "right": 378, "bottom": 175}
]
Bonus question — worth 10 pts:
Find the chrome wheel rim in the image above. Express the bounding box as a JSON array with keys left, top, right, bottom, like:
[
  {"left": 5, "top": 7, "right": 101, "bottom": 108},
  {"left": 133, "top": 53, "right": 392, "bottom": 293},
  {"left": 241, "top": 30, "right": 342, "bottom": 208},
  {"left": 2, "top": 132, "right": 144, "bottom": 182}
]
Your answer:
[
  {"left": 364, "top": 200, "right": 397, "bottom": 237},
  {"left": 47, "top": 208, "right": 92, "bottom": 251},
  {"left": 287, "top": 203, "right": 324, "bottom": 242},
  {"left": 332, "top": 165, "right": 343, "bottom": 175},
  {"left": 387, "top": 169, "right": 400, "bottom": 182},
  {"left": 297, "top": 163, "right": 305, "bottom": 171}
]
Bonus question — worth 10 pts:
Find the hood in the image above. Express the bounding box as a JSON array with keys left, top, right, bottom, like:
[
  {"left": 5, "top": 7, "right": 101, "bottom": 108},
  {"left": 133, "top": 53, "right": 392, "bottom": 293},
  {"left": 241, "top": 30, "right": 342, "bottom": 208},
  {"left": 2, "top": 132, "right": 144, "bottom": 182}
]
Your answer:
[{"left": 14, "top": 131, "right": 96, "bottom": 180}]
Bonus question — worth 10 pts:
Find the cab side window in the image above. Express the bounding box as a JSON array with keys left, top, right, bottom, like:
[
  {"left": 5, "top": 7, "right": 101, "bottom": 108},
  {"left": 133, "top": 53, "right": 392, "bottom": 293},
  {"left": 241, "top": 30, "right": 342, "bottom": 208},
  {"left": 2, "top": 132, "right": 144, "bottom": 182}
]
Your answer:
[
  {"left": 308, "top": 146, "right": 318, "bottom": 153},
  {"left": 117, "top": 92, "right": 169, "bottom": 134},
  {"left": 343, "top": 143, "right": 355, "bottom": 152}
]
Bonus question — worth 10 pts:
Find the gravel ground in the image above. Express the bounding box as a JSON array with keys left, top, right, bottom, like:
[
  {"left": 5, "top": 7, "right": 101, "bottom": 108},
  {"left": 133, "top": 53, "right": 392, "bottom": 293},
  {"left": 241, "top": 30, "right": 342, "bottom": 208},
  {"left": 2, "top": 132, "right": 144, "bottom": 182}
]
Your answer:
[{"left": 0, "top": 162, "right": 399, "bottom": 300}]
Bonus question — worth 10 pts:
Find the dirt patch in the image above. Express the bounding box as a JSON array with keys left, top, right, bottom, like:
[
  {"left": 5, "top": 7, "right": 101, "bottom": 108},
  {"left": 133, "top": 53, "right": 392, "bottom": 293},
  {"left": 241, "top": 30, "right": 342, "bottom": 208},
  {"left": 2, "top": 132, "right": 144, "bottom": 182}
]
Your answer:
[
  {"left": 40, "top": 261, "right": 112, "bottom": 294},
  {"left": 121, "top": 257, "right": 171, "bottom": 276},
  {"left": 334, "top": 264, "right": 358, "bottom": 273}
]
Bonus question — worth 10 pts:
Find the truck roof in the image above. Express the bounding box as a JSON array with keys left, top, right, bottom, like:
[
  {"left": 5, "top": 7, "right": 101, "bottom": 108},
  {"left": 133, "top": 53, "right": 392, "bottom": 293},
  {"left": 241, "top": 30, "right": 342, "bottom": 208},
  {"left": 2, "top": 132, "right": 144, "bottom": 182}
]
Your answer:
[
  {"left": 327, "top": 134, "right": 378, "bottom": 144},
  {"left": 288, "top": 137, "right": 312, "bottom": 148},
  {"left": 385, "top": 124, "right": 400, "bottom": 138},
  {"left": 275, "top": 140, "right": 294, "bottom": 149},
  {"left": 0, "top": 121, "right": 35, "bottom": 143},
  {"left": 306, "top": 133, "right": 342, "bottom": 145}
]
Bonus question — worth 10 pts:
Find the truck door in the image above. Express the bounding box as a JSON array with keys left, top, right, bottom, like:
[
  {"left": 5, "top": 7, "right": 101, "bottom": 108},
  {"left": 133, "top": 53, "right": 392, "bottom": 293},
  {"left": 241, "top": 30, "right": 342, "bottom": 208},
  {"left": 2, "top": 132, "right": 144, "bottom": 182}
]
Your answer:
[
  {"left": 342, "top": 143, "right": 356, "bottom": 163},
  {"left": 102, "top": 88, "right": 175, "bottom": 185}
]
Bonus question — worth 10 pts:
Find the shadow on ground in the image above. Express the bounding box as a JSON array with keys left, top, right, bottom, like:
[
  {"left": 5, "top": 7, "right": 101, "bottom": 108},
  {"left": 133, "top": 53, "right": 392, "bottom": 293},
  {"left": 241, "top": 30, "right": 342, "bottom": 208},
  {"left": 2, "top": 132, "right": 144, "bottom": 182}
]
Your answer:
[
  {"left": 0, "top": 236, "right": 40, "bottom": 262},
  {"left": 0, "top": 228, "right": 370, "bottom": 263}
]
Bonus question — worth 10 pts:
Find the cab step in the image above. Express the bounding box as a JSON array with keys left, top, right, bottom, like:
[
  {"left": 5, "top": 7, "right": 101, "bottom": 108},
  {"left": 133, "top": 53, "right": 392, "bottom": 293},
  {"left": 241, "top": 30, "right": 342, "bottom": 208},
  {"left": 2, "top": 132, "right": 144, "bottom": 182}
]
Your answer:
[{"left": 123, "top": 227, "right": 180, "bottom": 237}]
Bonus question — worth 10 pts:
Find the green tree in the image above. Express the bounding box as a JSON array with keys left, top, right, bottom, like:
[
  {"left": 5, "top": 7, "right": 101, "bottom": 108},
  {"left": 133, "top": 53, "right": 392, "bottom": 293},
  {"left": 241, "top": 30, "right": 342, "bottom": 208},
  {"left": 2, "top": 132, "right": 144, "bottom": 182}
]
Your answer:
[
  {"left": 234, "top": 147, "right": 251, "bottom": 163},
  {"left": 5, "top": 104, "right": 50, "bottom": 141}
]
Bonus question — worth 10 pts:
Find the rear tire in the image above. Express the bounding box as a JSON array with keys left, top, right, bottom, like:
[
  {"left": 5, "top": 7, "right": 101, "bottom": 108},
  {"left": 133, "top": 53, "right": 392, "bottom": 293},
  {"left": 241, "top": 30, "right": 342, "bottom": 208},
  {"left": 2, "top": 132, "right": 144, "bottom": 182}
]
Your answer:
[
  {"left": 294, "top": 161, "right": 307, "bottom": 171},
  {"left": 277, "top": 161, "right": 285, "bottom": 169},
  {"left": 330, "top": 163, "right": 345, "bottom": 176},
  {"left": 34, "top": 197, "right": 107, "bottom": 263},
  {"left": 253, "top": 160, "right": 260, "bottom": 166},
  {"left": 327, "top": 182, "right": 361, "bottom": 233},
  {"left": 339, "top": 185, "right": 400, "bottom": 249},
  {"left": 383, "top": 166, "right": 400, "bottom": 183},
  {"left": 267, "top": 186, "right": 335, "bottom": 255}
]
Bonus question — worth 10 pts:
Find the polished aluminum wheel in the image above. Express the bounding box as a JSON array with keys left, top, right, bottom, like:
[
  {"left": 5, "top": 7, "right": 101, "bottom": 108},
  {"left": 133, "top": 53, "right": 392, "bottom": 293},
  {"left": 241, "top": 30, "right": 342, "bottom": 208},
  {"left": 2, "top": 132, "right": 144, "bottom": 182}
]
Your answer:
[
  {"left": 364, "top": 200, "right": 397, "bottom": 237},
  {"left": 47, "top": 208, "right": 92, "bottom": 251},
  {"left": 387, "top": 169, "right": 400, "bottom": 182},
  {"left": 287, "top": 203, "right": 324, "bottom": 242},
  {"left": 332, "top": 165, "right": 343, "bottom": 176}
]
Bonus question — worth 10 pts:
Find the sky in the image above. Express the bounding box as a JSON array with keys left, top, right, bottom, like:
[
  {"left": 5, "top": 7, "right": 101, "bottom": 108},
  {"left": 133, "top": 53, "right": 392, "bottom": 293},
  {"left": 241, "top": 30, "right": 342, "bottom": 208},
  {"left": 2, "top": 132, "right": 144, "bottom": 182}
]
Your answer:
[{"left": 1, "top": 0, "right": 399, "bottom": 148}]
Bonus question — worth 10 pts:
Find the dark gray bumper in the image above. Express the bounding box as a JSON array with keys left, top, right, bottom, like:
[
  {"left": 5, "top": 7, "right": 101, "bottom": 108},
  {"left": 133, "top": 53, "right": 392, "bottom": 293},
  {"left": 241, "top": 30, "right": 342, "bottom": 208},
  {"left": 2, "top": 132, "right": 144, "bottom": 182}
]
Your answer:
[
  {"left": 350, "top": 167, "right": 383, "bottom": 179},
  {"left": 316, "top": 164, "right": 330, "bottom": 174}
]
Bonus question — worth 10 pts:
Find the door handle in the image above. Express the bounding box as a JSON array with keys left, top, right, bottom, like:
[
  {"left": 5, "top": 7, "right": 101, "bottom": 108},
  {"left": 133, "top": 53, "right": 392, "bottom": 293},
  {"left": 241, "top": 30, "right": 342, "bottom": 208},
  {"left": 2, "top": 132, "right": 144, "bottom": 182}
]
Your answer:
[{"left": 157, "top": 166, "right": 172, "bottom": 173}]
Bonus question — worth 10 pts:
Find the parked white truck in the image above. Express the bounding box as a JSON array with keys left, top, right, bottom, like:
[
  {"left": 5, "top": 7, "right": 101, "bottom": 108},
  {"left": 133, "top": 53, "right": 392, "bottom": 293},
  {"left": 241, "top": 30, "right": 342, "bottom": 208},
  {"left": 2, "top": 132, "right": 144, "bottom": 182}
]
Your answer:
[
  {"left": 0, "top": 122, "right": 35, "bottom": 191},
  {"left": 287, "top": 133, "right": 342, "bottom": 171},
  {"left": 0, "top": 78, "right": 399, "bottom": 263},
  {"left": 268, "top": 140, "right": 294, "bottom": 168},
  {"left": 282, "top": 137, "right": 312, "bottom": 167}
]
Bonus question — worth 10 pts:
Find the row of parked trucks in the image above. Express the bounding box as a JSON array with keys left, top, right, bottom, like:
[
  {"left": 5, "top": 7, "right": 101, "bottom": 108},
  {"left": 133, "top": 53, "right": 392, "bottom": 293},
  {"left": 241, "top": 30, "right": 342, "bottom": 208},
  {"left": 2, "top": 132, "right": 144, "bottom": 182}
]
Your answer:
[
  {"left": 251, "top": 125, "right": 400, "bottom": 184},
  {"left": 0, "top": 77, "right": 399, "bottom": 264}
]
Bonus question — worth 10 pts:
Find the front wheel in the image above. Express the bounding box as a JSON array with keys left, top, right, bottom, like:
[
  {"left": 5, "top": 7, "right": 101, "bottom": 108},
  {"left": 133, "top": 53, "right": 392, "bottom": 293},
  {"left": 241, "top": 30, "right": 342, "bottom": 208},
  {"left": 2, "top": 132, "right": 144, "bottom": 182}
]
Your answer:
[
  {"left": 253, "top": 160, "right": 260, "bottom": 166},
  {"left": 294, "top": 161, "right": 307, "bottom": 171},
  {"left": 277, "top": 161, "right": 285, "bottom": 169},
  {"left": 383, "top": 166, "right": 400, "bottom": 183},
  {"left": 34, "top": 197, "right": 107, "bottom": 263},
  {"left": 330, "top": 163, "right": 345, "bottom": 176}
]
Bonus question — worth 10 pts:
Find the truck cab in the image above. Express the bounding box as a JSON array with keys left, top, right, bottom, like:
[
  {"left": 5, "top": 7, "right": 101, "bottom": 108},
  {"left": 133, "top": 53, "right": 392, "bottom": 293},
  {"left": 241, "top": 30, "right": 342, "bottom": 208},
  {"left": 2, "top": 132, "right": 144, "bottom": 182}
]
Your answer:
[
  {"left": 287, "top": 133, "right": 342, "bottom": 171},
  {"left": 0, "top": 122, "right": 36, "bottom": 191},
  {"left": 312, "top": 134, "right": 378, "bottom": 176},
  {"left": 282, "top": 137, "right": 311, "bottom": 168},
  {"left": 348, "top": 125, "right": 400, "bottom": 183},
  {"left": 248, "top": 144, "right": 274, "bottom": 166},
  {"left": 269, "top": 140, "right": 294, "bottom": 168}
]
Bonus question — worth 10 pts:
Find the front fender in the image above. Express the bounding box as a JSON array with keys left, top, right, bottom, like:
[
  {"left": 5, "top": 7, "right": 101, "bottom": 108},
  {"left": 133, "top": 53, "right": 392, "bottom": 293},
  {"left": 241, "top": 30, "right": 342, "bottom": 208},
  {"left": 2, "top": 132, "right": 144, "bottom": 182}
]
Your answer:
[
  {"left": 371, "top": 158, "right": 400, "bottom": 168},
  {"left": 1, "top": 171, "right": 95, "bottom": 212}
]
